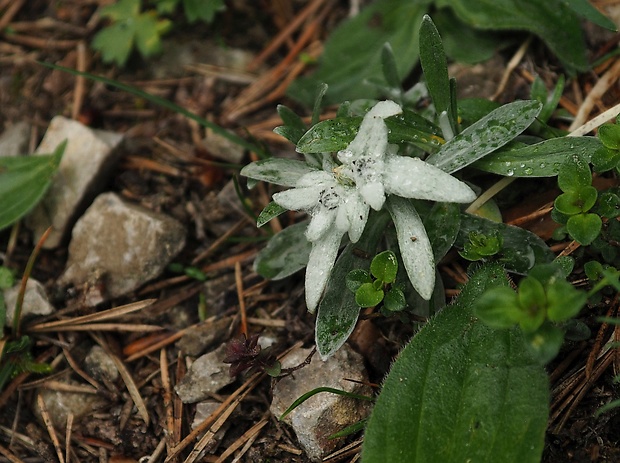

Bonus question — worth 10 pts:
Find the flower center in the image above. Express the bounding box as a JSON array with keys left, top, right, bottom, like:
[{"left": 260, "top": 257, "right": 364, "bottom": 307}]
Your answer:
[{"left": 318, "top": 187, "right": 341, "bottom": 210}]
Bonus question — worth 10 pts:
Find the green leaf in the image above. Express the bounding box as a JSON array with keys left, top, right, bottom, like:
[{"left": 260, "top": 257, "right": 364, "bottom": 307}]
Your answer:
[
  {"left": 355, "top": 283, "right": 384, "bottom": 307},
  {"left": 384, "top": 287, "right": 406, "bottom": 312},
  {"left": 473, "top": 137, "right": 599, "bottom": 177},
  {"left": 296, "top": 117, "right": 361, "bottom": 154},
  {"left": 287, "top": 0, "right": 431, "bottom": 106},
  {"left": 346, "top": 269, "right": 372, "bottom": 293},
  {"left": 0, "top": 141, "right": 66, "bottom": 231},
  {"left": 563, "top": 0, "right": 617, "bottom": 31},
  {"left": 0, "top": 268, "right": 14, "bottom": 290},
  {"left": 315, "top": 211, "right": 390, "bottom": 359},
  {"left": 253, "top": 221, "right": 312, "bottom": 280},
  {"left": 546, "top": 280, "right": 587, "bottom": 322},
  {"left": 183, "top": 0, "right": 225, "bottom": 23},
  {"left": 92, "top": 19, "right": 135, "bottom": 66},
  {"left": 362, "top": 263, "right": 549, "bottom": 462},
  {"left": 557, "top": 157, "right": 592, "bottom": 191},
  {"left": 458, "top": 214, "right": 554, "bottom": 274},
  {"left": 256, "top": 201, "right": 287, "bottom": 228},
  {"left": 598, "top": 124, "right": 620, "bottom": 150},
  {"left": 92, "top": 0, "right": 170, "bottom": 66},
  {"left": 381, "top": 42, "right": 402, "bottom": 90},
  {"left": 423, "top": 202, "right": 461, "bottom": 261},
  {"left": 566, "top": 213, "right": 602, "bottom": 245},
  {"left": 274, "top": 105, "right": 307, "bottom": 144},
  {"left": 434, "top": 0, "right": 588, "bottom": 71},
  {"left": 433, "top": 8, "right": 503, "bottom": 64},
  {"left": 134, "top": 14, "right": 169, "bottom": 58},
  {"left": 240, "top": 158, "right": 316, "bottom": 187},
  {"left": 419, "top": 15, "right": 455, "bottom": 135},
  {"left": 474, "top": 286, "right": 524, "bottom": 329},
  {"left": 516, "top": 277, "right": 546, "bottom": 332},
  {"left": 596, "top": 191, "right": 620, "bottom": 219},
  {"left": 370, "top": 250, "right": 398, "bottom": 283},
  {"left": 554, "top": 191, "right": 583, "bottom": 215},
  {"left": 554, "top": 187, "right": 598, "bottom": 215},
  {"left": 523, "top": 322, "right": 564, "bottom": 364},
  {"left": 426, "top": 100, "right": 542, "bottom": 173}
]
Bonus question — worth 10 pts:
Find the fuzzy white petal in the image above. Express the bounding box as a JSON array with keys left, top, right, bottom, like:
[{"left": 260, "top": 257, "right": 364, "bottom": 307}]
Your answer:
[
  {"left": 387, "top": 196, "right": 435, "bottom": 300},
  {"left": 305, "top": 228, "right": 343, "bottom": 312},
  {"left": 383, "top": 155, "right": 477, "bottom": 203},
  {"left": 297, "top": 170, "right": 336, "bottom": 188},
  {"left": 240, "top": 158, "right": 317, "bottom": 187},
  {"left": 272, "top": 187, "right": 321, "bottom": 211},
  {"left": 339, "top": 101, "right": 402, "bottom": 163},
  {"left": 360, "top": 182, "right": 386, "bottom": 211},
  {"left": 306, "top": 207, "right": 337, "bottom": 242},
  {"left": 345, "top": 195, "right": 369, "bottom": 243}
]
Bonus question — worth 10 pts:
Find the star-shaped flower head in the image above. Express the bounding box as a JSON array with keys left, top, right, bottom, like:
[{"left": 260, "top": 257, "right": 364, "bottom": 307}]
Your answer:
[
  {"left": 336, "top": 100, "right": 477, "bottom": 300},
  {"left": 271, "top": 164, "right": 369, "bottom": 312}
]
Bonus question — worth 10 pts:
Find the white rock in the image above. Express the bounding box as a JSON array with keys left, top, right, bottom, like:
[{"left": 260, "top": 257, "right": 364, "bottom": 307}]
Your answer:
[
  {"left": 35, "top": 383, "right": 106, "bottom": 429},
  {"left": 270, "top": 345, "right": 372, "bottom": 462},
  {"left": 60, "top": 192, "right": 186, "bottom": 300},
  {"left": 175, "top": 344, "right": 235, "bottom": 403},
  {"left": 0, "top": 121, "right": 31, "bottom": 157},
  {"left": 26, "top": 116, "right": 124, "bottom": 248},
  {"left": 3, "top": 278, "right": 54, "bottom": 326},
  {"left": 85, "top": 345, "right": 119, "bottom": 382}
]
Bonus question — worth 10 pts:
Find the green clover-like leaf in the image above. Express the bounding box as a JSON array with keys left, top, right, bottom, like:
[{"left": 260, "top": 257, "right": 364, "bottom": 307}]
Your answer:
[
  {"left": 566, "top": 213, "right": 602, "bottom": 245},
  {"left": 346, "top": 269, "right": 372, "bottom": 293},
  {"left": 370, "top": 250, "right": 398, "bottom": 284},
  {"left": 598, "top": 124, "right": 620, "bottom": 150},
  {"left": 355, "top": 282, "right": 384, "bottom": 308},
  {"left": 546, "top": 280, "right": 587, "bottom": 322},
  {"left": 473, "top": 286, "right": 522, "bottom": 329}
]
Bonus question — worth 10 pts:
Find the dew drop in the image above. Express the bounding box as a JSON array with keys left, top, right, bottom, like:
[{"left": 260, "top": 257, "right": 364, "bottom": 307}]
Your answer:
[
  {"left": 506, "top": 169, "right": 515, "bottom": 176},
  {"left": 524, "top": 167, "right": 533, "bottom": 175}
]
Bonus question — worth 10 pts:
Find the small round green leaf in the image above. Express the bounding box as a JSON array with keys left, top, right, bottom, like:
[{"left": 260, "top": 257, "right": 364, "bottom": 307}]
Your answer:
[
  {"left": 598, "top": 124, "right": 620, "bottom": 150},
  {"left": 523, "top": 322, "right": 564, "bottom": 364},
  {"left": 384, "top": 287, "right": 406, "bottom": 312},
  {"left": 517, "top": 277, "right": 546, "bottom": 332},
  {"left": 370, "top": 250, "right": 398, "bottom": 283},
  {"left": 566, "top": 213, "right": 602, "bottom": 245},
  {"left": 557, "top": 158, "right": 592, "bottom": 192},
  {"left": 596, "top": 191, "right": 620, "bottom": 218},
  {"left": 355, "top": 282, "right": 384, "bottom": 308},
  {"left": 554, "top": 191, "right": 582, "bottom": 215},
  {"left": 473, "top": 286, "right": 522, "bottom": 329},
  {"left": 346, "top": 269, "right": 372, "bottom": 293},
  {"left": 546, "top": 280, "right": 587, "bottom": 322}
]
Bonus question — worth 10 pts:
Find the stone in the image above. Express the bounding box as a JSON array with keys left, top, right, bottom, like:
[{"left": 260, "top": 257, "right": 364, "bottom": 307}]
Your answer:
[
  {"left": 60, "top": 192, "right": 186, "bottom": 300},
  {"left": 35, "top": 382, "right": 106, "bottom": 429},
  {"left": 0, "top": 121, "right": 30, "bottom": 157},
  {"left": 175, "top": 344, "right": 235, "bottom": 403},
  {"left": 200, "top": 130, "right": 244, "bottom": 164},
  {"left": 84, "top": 345, "right": 119, "bottom": 382},
  {"left": 176, "top": 316, "right": 234, "bottom": 357},
  {"left": 3, "top": 278, "right": 54, "bottom": 326},
  {"left": 270, "top": 345, "right": 372, "bottom": 462},
  {"left": 26, "top": 116, "right": 124, "bottom": 248}
]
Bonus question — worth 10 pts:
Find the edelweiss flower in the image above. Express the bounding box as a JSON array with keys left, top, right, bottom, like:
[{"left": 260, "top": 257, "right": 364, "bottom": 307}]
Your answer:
[
  {"left": 272, "top": 169, "right": 369, "bottom": 312},
  {"left": 243, "top": 100, "right": 478, "bottom": 312}
]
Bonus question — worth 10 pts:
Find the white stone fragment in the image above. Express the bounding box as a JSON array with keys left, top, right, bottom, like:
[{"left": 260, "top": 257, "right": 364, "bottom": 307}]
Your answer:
[
  {"left": 60, "top": 192, "right": 186, "bottom": 300},
  {"left": 270, "top": 345, "right": 372, "bottom": 462},
  {"left": 26, "top": 116, "right": 124, "bottom": 248},
  {"left": 3, "top": 278, "right": 54, "bottom": 326}
]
